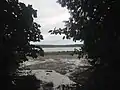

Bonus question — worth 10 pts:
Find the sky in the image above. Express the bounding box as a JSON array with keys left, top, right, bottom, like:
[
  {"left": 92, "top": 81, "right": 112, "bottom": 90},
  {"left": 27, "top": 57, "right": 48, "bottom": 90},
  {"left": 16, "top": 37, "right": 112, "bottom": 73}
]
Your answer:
[{"left": 19, "top": 0, "right": 82, "bottom": 45}]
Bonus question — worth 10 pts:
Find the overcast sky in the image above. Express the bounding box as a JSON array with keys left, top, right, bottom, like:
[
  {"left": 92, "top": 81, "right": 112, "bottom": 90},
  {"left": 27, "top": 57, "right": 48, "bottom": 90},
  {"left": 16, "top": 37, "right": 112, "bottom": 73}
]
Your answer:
[{"left": 20, "top": 0, "right": 82, "bottom": 45}]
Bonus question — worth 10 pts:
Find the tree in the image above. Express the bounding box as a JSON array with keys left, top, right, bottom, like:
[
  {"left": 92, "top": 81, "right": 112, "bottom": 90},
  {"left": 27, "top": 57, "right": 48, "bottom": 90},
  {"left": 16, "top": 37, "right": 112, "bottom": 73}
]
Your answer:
[
  {"left": 49, "top": 0, "right": 120, "bottom": 90},
  {"left": 0, "top": 0, "right": 43, "bottom": 89}
]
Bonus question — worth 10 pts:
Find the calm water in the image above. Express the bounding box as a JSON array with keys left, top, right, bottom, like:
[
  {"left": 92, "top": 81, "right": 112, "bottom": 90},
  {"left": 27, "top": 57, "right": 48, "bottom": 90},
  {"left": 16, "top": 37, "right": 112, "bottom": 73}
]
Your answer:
[{"left": 43, "top": 47, "right": 80, "bottom": 52}]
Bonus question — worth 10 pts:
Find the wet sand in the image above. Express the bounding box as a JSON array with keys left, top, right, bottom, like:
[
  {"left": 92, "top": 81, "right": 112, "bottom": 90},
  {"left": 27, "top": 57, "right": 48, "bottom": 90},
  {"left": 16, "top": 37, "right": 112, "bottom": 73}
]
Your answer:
[
  {"left": 21, "top": 52, "right": 90, "bottom": 89},
  {"left": 23, "top": 52, "right": 89, "bottom": 74},
  {"left": 21, "top": 52, "right": 80, "bottom": 89}
]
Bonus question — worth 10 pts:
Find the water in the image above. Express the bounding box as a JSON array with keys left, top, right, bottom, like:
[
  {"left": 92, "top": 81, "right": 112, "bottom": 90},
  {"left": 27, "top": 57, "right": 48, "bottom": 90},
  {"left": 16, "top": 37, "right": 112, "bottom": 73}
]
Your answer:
[
  {"left": 21, "top": 69, "right": 76, "bottom": 90},
  {"left": 22, "top": 47, "right": 85, "bottom": 89},
  {"left": 32, "top": 70, "right": 76, "bottom": 88},
  {"left": 22, "top": 58, "right": 77, "bottom": 89},
  {"left": 43, "top": 47, "right": 80, "bottom": 52}
]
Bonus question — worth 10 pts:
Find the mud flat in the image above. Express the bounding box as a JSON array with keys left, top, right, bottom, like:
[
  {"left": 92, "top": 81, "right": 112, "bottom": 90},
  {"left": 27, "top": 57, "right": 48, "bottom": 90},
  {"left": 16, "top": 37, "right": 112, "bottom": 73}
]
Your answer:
[{"left": 21, "top": 51, "right": 90, "bottom": 89}]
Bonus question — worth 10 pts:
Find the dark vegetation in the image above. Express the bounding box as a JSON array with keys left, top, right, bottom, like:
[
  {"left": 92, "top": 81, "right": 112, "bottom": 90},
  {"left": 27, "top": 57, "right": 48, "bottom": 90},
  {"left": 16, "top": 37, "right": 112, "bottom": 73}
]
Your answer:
[
  {"left": 49, "top": 0, "right": 120, "bottom": 90},
  {"left": 0, "top": 0, "right": 44, "bottom": 89},
  {"left": 1, "top": 0, "right": 120, "bottom": 90}
]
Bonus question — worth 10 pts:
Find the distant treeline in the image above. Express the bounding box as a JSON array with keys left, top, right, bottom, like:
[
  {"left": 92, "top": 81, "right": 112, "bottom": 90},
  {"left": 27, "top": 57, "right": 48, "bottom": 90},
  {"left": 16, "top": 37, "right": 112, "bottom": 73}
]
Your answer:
[{"left": 36, "top": 44, "right": 83, "bottom": 48}]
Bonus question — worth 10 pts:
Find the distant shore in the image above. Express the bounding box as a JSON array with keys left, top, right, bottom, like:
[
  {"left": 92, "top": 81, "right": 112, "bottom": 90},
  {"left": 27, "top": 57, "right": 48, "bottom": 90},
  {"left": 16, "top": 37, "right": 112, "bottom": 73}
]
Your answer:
[{"left": 36, "top": 44, "right": 83, "bottom": 48}]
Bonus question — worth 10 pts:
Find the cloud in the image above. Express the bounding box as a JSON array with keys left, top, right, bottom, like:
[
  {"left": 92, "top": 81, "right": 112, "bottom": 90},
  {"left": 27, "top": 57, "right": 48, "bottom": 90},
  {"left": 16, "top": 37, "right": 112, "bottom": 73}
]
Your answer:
[
  {"left": 38, "top": 12, "right": 70, "bottom": 26},
  {"left": 31, "top": 34, "right": 82, "bottom": 45},
  {"left": 19, "top": 0, "right": 82, "bottom": 45}
]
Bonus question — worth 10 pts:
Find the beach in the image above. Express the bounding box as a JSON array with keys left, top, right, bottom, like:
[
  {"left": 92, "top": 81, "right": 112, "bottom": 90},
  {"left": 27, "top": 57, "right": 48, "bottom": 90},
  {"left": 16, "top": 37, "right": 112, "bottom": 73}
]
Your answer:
[{"left": 21, "top": 50, "right": 90, "bottom": 89}]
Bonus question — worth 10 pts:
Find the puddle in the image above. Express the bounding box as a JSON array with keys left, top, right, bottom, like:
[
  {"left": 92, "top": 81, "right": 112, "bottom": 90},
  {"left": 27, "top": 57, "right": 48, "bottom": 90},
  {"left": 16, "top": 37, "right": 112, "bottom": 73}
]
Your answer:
[
  {"left": 20, "top": 56, "right": 89, "bottom": 89},
  {"left": 21, "top": 59, "right": 77, "bottom": 89},
  {"left": 31, "top": 69, "right": 76, "bottom": 88},
  {"left": 21, "top": 69, "right": 76, "bottom": 89}
]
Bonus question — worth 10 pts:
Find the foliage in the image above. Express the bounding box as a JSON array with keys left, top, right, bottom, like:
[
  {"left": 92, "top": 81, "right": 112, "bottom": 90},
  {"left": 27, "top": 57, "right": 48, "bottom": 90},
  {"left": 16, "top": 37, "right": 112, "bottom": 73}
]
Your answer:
[
  {"left": 0, "top": 0, "right": 43, "bottom": 74},
  {"left": 49, "top": 0, "right": 120, "bottom": 90},
  {"left": 0, "top": 0, "right": 43, "bottom": 89},
  {"left": 50, "top": 0, "right": 119, "bottom": 65}
]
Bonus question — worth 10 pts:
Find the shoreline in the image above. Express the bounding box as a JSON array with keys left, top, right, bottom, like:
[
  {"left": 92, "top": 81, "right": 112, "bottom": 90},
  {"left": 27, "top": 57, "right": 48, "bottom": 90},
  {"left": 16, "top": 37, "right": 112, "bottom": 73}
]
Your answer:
[{"left": 22, "top": 51, "right": 90, "bottom": 89}]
